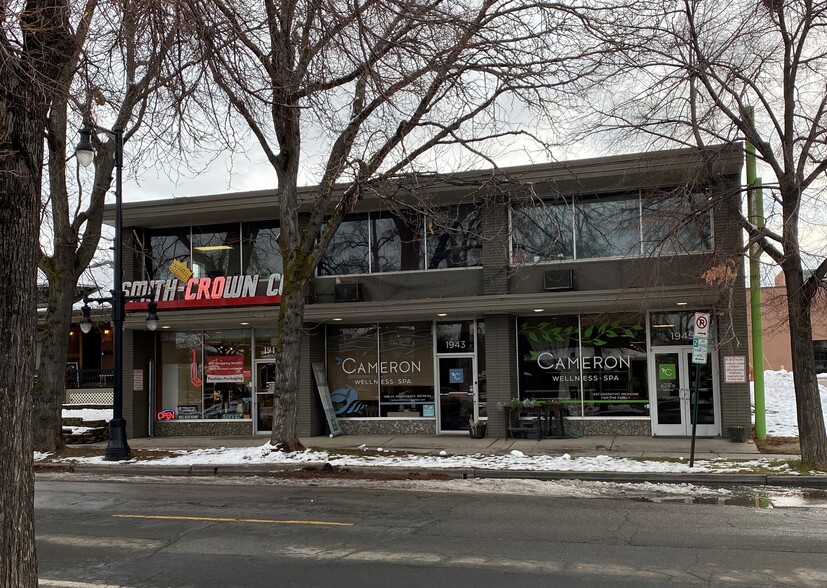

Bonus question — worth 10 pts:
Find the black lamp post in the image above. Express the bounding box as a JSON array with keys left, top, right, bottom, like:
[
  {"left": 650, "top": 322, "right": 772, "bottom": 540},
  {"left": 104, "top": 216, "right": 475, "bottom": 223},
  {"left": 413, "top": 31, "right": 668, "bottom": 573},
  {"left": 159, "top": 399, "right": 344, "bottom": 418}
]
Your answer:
[{"left": 76, "top": 122, "right": 159, "bottom": 461}]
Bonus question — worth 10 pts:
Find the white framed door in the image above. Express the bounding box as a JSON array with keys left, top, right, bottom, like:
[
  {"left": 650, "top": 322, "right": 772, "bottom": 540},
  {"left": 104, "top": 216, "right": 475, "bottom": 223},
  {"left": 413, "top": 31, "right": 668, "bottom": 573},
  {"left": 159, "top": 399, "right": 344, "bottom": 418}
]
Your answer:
[{"left": 650, "top": 346, "right": 720, "bottom": 436}]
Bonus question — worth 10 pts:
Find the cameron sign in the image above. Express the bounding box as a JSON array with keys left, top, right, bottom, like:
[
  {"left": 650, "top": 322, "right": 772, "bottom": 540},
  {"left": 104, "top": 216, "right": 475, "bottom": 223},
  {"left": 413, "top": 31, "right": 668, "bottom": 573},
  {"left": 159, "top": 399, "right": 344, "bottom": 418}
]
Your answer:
[
  {"left": 124, "top": 273, "right": 282, "bottom": 311},
  {"left": 536, "top": 353, "right": 630, "bottom": 371}
]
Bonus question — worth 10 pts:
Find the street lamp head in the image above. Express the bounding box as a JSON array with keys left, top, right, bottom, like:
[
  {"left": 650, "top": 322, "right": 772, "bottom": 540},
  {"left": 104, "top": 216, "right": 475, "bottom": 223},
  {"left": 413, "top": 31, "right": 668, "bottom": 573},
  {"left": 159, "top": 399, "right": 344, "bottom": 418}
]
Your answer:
[
  {"left": 75, "top": 125, "right": 95, "bottom": 167},
  {"left": 145, "top": 299, "right": 160, "bottom": 331},
  {"left": 80, "top": 303, "right": 93, "bottom": 334}
]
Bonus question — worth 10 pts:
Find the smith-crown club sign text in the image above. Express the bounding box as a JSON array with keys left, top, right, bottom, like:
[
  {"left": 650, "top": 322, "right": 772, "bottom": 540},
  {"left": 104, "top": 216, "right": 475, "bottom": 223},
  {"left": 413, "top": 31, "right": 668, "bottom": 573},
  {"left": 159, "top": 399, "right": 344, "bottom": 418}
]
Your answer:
[{"left": 123, "top": 273, "right": 283, "bottom": 310}]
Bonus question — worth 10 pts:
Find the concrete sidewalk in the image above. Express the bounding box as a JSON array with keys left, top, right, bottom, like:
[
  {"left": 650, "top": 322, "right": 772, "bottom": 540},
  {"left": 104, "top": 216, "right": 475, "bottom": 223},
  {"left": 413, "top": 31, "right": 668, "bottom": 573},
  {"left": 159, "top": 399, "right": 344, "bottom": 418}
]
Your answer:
[
  {"left": 113, "top": 433, "right": 780, "bottom": 461},
  {"left": 43, "top": 433, "right": 825, "bottom": 488}
]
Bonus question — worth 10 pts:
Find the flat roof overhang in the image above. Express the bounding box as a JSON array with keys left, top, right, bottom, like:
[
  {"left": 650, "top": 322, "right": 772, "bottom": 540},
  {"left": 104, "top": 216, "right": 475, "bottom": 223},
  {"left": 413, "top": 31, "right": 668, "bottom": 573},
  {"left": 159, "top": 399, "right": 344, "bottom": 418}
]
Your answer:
[{"left": 124, "top": 285, "right": 719, "bottom": 331}]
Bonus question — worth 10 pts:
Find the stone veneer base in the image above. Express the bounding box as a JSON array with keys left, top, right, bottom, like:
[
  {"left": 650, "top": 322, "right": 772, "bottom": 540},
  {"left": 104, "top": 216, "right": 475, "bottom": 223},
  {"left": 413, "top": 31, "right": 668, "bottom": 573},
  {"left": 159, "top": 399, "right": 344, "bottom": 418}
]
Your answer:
[
  {"left": 151, "top": 419, "right": 654, "bottom": 437},
  {"left": 154, "top": 420, "right": 254, "bottom": 436},
  {"left": 338, "top": 419, "right": 437, "bottom": 435}
]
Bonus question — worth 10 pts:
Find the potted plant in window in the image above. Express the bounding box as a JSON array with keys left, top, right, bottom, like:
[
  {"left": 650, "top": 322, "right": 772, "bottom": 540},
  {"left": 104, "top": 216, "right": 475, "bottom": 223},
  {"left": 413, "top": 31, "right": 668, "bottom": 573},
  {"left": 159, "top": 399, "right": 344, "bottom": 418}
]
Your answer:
[{"left": 468, "top": 418, "right": 487, "bottom": 439}]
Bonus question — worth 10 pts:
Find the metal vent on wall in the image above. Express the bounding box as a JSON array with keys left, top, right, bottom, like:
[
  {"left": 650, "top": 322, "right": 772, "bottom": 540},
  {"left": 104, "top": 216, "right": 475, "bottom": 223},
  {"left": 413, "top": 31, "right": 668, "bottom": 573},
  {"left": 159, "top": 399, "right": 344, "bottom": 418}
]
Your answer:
[
  {"left": 543, "top": 269, "right": 574, "bottom": 291},
  {"left": 334, "top": 282, "right": 364, "bottom": 302}
]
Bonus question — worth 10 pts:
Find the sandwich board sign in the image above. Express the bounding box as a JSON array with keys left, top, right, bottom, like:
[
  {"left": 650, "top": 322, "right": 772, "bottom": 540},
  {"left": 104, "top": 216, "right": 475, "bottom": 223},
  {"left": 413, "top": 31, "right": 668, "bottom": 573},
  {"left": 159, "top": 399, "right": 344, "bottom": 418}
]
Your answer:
[{"left": 312, "top": 362, "right": 343, "bottom": 437}]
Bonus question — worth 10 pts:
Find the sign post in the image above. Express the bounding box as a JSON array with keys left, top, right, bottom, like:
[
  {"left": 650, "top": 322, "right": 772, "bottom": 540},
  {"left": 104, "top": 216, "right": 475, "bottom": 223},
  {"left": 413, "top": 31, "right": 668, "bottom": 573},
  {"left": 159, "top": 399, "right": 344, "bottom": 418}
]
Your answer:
[{"left": 689, "top": 312, "right": 710, "bottom": 467}]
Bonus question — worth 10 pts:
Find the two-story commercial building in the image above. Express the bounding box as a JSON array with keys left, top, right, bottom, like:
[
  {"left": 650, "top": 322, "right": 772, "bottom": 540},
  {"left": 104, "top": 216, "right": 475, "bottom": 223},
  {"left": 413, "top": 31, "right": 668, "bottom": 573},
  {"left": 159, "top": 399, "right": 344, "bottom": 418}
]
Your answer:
[{"left": 106, "top": 144, "right": 751, "bottom": 440}]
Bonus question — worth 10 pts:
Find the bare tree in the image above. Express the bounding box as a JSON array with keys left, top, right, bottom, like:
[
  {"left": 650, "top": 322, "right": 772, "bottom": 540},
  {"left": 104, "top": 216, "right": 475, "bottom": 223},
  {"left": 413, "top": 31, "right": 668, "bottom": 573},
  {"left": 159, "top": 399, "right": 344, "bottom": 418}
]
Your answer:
[
  {"left": 1, "top": 1, "right": 75, "bottom": 584},
  {"left": 180, "top": 0, "right": 609, "bottom": 449},
  {"left": 34, "top": 0, "right": 212, "bottom": 452},
  {"left": 577, "top": 0, "right": 827, "bottom": 465}
]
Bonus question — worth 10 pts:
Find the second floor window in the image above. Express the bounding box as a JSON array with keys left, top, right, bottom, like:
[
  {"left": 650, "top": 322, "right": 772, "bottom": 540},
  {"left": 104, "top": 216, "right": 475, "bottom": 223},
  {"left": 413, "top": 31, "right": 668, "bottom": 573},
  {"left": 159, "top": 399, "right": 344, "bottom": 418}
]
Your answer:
[
  {"left": 319, "top": 204, "right": 481, "bottom": 276},
  {"left": 512, "top": 189, "right": 712, "bottom": 264}
]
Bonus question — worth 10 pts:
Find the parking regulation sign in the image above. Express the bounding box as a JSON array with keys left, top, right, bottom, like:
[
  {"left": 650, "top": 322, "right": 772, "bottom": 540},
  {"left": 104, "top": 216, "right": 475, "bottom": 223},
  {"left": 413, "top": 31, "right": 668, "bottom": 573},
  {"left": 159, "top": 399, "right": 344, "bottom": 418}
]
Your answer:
[
  {"left": 693, "top": 312, "right": 710, "bottom": 339},
  {"left": 692, "top": 337, "right": 708, "bottom": 364},
  {"left": 692, "top": 312, "right": 710, "bottom": 364}
]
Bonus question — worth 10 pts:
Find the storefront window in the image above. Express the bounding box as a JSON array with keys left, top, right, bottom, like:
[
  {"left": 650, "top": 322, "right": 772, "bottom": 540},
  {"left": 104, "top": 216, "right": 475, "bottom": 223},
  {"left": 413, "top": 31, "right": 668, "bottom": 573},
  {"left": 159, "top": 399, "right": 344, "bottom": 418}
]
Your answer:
[
  {"left": 159, "top": 331, "right": 204, "bottom": 419},
  {"left": 511, "top": 196, "right": 574, "bottom": 263},
  {"left": 378, "top": 323, "right": 434, "bottom": 416},
  {"left": 157, "top": 330, "right": 254, "bottom": 422},
  {"left": 517, "top": 316, "right": 581, "bottom": 412},
  {"left": 517, "top": 314, "right": 648, "bottom": 417},
  {"left": 327, "top": 324, "right": 379, "bottom": 416},
  {"left": 327, "top": 323, "right": 435, "bottom": 418},
  {"left": 242, "top": 221, "right": 282, "bottom": 278},
  {"left": 202, "top": 330, "right": 252, "bottom": 420},
  {"left": 578, "top": 314, "right": 647, "bottom": 416}
]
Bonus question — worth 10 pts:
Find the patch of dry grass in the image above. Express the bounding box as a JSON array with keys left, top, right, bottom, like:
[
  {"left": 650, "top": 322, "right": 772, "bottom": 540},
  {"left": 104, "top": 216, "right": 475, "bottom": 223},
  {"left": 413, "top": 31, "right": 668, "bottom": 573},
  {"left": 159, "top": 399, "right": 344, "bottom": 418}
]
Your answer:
[{"left": 754, "top": 436, "right": 800, "bottom": 455}]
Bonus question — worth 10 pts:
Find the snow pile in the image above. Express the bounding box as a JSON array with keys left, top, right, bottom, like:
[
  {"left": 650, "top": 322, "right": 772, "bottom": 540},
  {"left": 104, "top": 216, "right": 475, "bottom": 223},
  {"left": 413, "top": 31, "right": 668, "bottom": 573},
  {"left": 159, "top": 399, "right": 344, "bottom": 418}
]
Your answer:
[
  {"left": 62, "top": 407, "right": 113, "bottom": 422},
  {"left": 752, "top": 370, "right": 827, "bottom": 436}
]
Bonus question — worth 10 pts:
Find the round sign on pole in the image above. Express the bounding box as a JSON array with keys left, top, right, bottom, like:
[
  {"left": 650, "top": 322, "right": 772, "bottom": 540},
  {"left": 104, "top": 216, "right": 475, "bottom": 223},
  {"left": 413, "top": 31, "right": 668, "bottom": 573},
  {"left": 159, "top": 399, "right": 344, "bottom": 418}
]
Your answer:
[{"left": 693, "top": 312, "right": 710, "bottom": 339}]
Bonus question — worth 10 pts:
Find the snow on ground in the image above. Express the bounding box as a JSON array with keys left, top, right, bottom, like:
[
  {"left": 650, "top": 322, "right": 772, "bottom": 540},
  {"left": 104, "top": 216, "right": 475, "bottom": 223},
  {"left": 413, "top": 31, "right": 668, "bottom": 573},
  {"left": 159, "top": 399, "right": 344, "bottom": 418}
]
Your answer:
[
  {"left": 44, "top": 370, "right": 826, "bottom": 474},
  {"left": 752, "top": 370, "right": 827, "bottom": 437},
  {"left": 62, "top": 407, "right": 113, "bottom": 422}
]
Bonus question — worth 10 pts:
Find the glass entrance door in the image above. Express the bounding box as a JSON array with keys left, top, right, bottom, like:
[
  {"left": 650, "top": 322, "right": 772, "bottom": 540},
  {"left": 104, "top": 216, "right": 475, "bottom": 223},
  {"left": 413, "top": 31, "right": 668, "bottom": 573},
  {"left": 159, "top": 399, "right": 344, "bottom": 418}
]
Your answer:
[
  {"left": 437, "top": 355, "right": 476, "bottom": 433},
  {"left": 650, "top": 347, "right": 719, "bottom": 436},
  {"left": 254, "top": 360, "right": 275, "bottom": 434}
]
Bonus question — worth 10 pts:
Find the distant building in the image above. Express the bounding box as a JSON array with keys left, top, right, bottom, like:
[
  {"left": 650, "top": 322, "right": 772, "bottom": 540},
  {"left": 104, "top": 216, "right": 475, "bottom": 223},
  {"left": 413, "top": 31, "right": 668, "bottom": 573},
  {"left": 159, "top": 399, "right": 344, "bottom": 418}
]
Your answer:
[{"left": 747, "top": 272, "right": 827, "bottom": 374}]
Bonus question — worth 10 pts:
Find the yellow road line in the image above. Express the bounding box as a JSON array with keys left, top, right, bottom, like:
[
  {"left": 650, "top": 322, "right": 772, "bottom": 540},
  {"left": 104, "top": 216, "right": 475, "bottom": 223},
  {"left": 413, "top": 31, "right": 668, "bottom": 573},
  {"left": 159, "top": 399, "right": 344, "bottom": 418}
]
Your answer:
[{"left": 114, "top": 514, "right": 353, "bottom": 527}]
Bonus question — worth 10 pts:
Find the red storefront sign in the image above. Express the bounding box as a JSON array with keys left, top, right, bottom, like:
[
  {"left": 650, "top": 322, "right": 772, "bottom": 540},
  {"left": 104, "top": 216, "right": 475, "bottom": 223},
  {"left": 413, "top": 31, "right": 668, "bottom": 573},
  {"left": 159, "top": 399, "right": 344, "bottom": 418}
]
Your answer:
[{"left": 206, "top": 355, "right": 245, "bottom": 383}]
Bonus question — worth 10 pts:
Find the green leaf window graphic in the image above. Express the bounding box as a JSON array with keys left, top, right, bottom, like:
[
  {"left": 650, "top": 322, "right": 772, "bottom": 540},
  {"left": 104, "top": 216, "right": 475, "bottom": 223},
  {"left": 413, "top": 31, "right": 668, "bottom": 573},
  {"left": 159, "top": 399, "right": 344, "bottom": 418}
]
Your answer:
[{"left": 519, "top": 321, "right": 643, "bottom": 347}]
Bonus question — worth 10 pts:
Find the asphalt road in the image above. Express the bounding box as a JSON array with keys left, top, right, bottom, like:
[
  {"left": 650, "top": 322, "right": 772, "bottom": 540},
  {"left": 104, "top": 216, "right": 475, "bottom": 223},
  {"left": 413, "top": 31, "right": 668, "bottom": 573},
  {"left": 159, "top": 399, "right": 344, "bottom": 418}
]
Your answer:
[{"left": 35, "top": 475, "right": 827, "bottom": 587}]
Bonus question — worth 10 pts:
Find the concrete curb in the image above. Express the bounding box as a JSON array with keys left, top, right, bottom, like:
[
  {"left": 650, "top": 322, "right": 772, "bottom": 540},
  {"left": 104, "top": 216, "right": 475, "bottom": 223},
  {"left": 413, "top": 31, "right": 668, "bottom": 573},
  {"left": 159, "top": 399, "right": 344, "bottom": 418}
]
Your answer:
[{"left": 33, "top": 461, "right": 827, "bottom": 487}]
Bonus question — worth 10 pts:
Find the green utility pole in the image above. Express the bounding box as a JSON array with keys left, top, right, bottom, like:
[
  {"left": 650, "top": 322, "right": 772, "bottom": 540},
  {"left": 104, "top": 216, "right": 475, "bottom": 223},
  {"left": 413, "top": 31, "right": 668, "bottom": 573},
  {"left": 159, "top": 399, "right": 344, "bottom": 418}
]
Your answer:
[{"left": 746, "top": 108, "right": 766, "bottom": 440}]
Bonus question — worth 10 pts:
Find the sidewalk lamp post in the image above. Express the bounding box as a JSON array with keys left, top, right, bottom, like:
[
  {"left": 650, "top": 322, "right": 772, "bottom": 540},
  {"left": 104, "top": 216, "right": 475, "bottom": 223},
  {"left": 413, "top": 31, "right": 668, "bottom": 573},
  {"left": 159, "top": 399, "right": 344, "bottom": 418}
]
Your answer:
[{"left": 76, "top": 122, "right": 160, "bottom": 461}]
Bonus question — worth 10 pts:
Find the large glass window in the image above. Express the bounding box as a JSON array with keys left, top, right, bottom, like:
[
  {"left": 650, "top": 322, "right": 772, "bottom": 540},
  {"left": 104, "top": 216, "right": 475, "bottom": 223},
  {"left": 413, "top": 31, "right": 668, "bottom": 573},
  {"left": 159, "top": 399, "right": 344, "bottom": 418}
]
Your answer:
[
  {"left": 202, "top": 330, "right": 253, "bottom": 420},
  {"left": 191, "top": 224, "right": 242, "bottom": 278},
  {"left": 148, "top": 229, "right": 192, "bottom": 281},
  {"left": 371, "top": 210, "right": 424, "bottom": 272},
  {"left": 320, "top": 205, "right": 480, "bottom": 275},
  {"left": 326, "top": 323, "right": 434, "bottom": 418},
  {"left": 517, "top": 316, "right": 581, "bottom": 413},
  {"left": 318, "top": 215, "right": 370, "bottom": 276},
  {"left": 147, "top": 222, "right": 284, "bottom": 281},
  {"left": 157, "top": 330, "right": 253, "bottom": 421},
  {"left": 512, "top": 188, "right": 713, "bottom": 264},
  {"left": 578, "top": 314, "right": 648, "bottom": 416},
  {"left": 159, "top": 331, "right": 205, "bottom": 419},
  {"left": 576, "top": 194, "right": 641, "bottom": 259},
  {"left": 512, "top": 197, "right": 574, "bottom": 263},
  {"left": 326, "top": 324, "right": 379, "bottom": 416},
  {"left": 426, "top": 204, "right": 481, "bottom": 269},
  {"left": 516, "top": 314, "right": 648, "bottom": 417},
  {"left": 378, "top": 323, "right": 434, "bottom": 416},
  {"left": 242, "top": 221, "right": 282, "bottom": 278},
  {"left": 642, "top": 190, "right": 713, "bottom": 255}
]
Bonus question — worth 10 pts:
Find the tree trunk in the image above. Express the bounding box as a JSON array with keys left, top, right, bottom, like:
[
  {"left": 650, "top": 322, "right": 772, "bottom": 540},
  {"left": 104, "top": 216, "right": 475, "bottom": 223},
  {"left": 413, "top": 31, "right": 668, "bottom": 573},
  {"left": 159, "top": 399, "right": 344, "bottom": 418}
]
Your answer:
[
  {"left": 783, "top": 264, "right": 827, "bottom": 466},
  {"left": 270, "top": 285, "right": 307, "bottom": 451},
  {"left": 33, "top": 273, "right": 79, "bottom": 452},
  {"left": 0, "top": 97, "right": 42, "bottom": 588}
]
